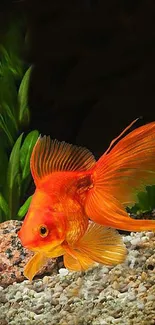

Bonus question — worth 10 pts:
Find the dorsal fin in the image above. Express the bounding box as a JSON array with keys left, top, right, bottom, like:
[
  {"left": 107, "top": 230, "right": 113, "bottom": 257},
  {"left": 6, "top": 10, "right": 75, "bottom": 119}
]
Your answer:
[{"left": 30, "top": 136, "right": 96, "bottom": 184}]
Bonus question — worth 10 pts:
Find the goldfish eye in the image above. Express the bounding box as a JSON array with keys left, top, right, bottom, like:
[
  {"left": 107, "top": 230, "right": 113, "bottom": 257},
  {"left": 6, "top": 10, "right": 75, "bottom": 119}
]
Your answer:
[{"left": 39, "top": 225, "right": 49, "bottom": 238}]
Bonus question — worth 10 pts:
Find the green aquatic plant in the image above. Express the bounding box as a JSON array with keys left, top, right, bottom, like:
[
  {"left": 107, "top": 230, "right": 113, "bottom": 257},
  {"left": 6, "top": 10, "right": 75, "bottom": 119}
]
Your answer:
[
  {"left": 0, "top": 130, "right": 39, "bottom": 222},
  {"left": 0, "top": 19, "right": 31, "bottom": 149},
  {"left": 129, "top": 185, "right": 155, "bottom": 215},
  {"left": 0, "top": 17, "right": 39, "bottom": 222}
]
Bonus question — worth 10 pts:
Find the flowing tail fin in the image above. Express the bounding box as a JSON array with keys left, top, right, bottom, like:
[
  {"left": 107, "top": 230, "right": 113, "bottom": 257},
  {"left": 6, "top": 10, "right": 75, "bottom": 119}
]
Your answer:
[{"left": 85, "top": 119, "right": 155, "bottom": 231}]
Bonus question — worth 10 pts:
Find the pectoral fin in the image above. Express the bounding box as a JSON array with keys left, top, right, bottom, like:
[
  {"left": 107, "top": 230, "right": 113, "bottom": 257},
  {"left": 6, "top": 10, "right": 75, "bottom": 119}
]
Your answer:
[
  {"left": 24, "top": 252, "right": 48, "bottom": 281},
  {"left": 63, "top": 251, "right": 95, "bottom": 271},
  {"left": 76, "top": 222, "right": 127, "bottom": 266},
  {"left": 63, "top": 223, "right": 126, "bottom": 272}
]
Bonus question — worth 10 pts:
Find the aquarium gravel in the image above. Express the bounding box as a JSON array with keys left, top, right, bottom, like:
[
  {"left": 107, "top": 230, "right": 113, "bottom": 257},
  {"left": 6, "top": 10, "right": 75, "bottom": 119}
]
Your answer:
[{"left": 0, "top": 231, "right": 155, "bottom": 325}]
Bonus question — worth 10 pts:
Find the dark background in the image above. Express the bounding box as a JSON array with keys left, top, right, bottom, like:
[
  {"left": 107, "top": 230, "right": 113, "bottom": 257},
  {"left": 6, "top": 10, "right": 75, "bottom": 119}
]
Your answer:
[{"left": 1, "top": 0, "right": 155, "bottom": 159}]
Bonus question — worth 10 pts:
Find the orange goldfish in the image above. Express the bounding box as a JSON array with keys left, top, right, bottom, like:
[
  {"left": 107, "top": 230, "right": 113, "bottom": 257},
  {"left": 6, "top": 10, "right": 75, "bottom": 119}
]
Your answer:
[{"left": 18, "top": 118, "right": 155, "bottom": 280}]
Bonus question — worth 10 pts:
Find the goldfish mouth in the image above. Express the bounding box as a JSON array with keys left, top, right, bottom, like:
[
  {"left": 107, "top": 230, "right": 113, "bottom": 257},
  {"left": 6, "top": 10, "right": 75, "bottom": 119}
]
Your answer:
[{"left": 17, "top": 229, "right": 41, "bottom": 251}]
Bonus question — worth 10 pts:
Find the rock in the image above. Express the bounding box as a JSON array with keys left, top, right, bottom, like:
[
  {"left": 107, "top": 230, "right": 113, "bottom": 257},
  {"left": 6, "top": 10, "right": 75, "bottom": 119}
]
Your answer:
[
  {"left": 138, "top": 284, "right": 147, "bottom": 293},
  {"left": 128, "top": 292, "right": 136, "bottom": 301},
  {"left": 59, "top": 268, "right": 69, "bottom": 277},
  {"left": 54, "top": 284, "right": 63, "bottom": 293},
  {"left": 0, "top": 220, "right": 58, "bottom": 287},
  {"left": 147, "top": 295, "right": 155, "bottom": 301},
  {"left": 137, "top": 301, "right": 145, "bottom": 310},
  {"left": 130, "top": 238, "right": 142, "bottom": 246}
]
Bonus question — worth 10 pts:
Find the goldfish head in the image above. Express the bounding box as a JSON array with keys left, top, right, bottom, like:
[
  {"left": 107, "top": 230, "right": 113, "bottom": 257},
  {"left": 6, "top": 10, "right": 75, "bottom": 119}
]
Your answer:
[{"left": 18, "top": 190, "right": 66, "bottom": 253}]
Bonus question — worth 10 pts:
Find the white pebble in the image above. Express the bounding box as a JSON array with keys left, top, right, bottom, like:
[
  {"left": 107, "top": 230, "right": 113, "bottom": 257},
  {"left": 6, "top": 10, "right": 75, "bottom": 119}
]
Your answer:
[
  {"left": 138, "top": 284, "right": 147, "bottom": 293},
  {"left": 59, "top": 293, "right": 68, "bottom": 305},
  {"left": 23, "top": 287, "right": 29, "bottom": 294},
  {"left": 54, "top": 284, "right": 63, "bottom": 293},
  {"left": 23, "top": 295, "right": 29, "bottom": 300},
  {"left": 59, "top": 268, "right": 69, "bottom": 277},
  {"left": 137, "top": 301, "right": 145, "bottom": 310},
  {"left": 15, "top": 291, "right": 22, "bottom": 302},
  {"left": 146, "top": 232, "right": 154, "bottom": 239},
  {"left": 147, "top": 295, "right": 155, "bottom": 301},
  {"left": 141, "top": 236, "right": 149, "bottom": 242},
  {"left": 123, "top": 236, "right": 132, "bottom": 243},
  {"left": 128, "top": 293, "right": 136, "bottom": 301},
  {"left": 44, "top": 293, "right": 52, "bottom": 302},
  {"left": 43, "top": 276, "right": 50, "bottom": 285},
  {"left": 131, "top": 238, "right": 141, "bottom": 246},
  {"left": 101, "top": 267, "right": 109, "bottom": 274},
  {"left": 34, "top": 314, "right": 45, "bottom": 320},
  {"left": 34, "top": 292, "right": 44, "bottom": 299}
]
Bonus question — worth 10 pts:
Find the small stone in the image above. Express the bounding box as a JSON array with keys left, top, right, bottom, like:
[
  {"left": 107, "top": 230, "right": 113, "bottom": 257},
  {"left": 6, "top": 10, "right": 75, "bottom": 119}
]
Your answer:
[
  {"left": 112, "top": 281, "right": 119, "bottom": 290},
  {"left": 59, "top": 293, "right": 68, "bottom": 305},
  {"left": 131, "top": 238, "right": 141, "bottom": 246},
  {"left": 15, "top": 291, "right": 22, "bottom": 302},
  {"left": 43, "top": 276, "right": 50, "bottom": 285},
  {"left": 52, "top": 292, "right": 61, "bottom": 298},
  {"left": 141, "top": 272, "right": 147, "bottom": 281},
  {"left": 138, "top": 284, "right": 147, "bottom": 293},
  {"left": 0, "top": 294, "right": 7, "bottom": 303},
  {"left": 123, "top": 235, "right": 132, "bottom": 243},
  {"left": 101, "top": 267, "right": 109, "bottom": 274},
  {"left": 55, "top": 305, "right": 61, "bottom": 312},
  {"left": 128, "top": 293, "right": 136, "bottom": 301},
  {"left": 54, "top": 284, "right": 63, "bottom": 293},
  {"left": 34, "top": 292, "right": 43, "bottom": 299},
  {"left": 137, "top": 301, "right": 145, "bottom": 310},
  {"left": 51, "top": 298, "right": 58, "bottom": 306},
  {"left": 33, "top": 303, "right": 44, "bottom": 314},
  {"left": 22, "top": 295, "right": 29, "bottom": 300},
  {"left": 147, "top": 295, "right": 155, "bottom": 301},
  {"left": 44, "top": 293, "right": 52, "bottom": 302},
  {"left": 99, "top": 321, "right": 108, "bottom": 325},
  {"left": 59, "top": 268, "right": 69, "bottom": 277},
  {"left": 34, "top": 314, "right": 45, "bottom": 321},
  {"left": 146, "top": 232, "right": 154, "bottom": 239}
]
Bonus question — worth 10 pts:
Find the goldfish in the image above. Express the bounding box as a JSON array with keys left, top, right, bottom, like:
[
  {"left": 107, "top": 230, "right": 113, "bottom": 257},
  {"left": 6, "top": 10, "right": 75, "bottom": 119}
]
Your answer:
[{"left": 18, "top": 118, "right": 155, "bottom": 280}]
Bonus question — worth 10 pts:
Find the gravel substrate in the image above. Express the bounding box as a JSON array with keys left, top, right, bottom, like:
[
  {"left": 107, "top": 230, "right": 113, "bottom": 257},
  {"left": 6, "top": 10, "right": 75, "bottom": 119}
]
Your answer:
[{"left": 0, "top": 230, "right": 155, "bottom": 325}]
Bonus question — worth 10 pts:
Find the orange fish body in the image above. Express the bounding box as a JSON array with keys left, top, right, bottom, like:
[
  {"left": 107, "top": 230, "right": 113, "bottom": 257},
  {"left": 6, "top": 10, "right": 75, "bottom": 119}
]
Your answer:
[
  {"left": 18, "top": 119, "right": 155, "bottom": 280},
  {"left": 19, "top": 169, "right": 126, "bottom": 280}
]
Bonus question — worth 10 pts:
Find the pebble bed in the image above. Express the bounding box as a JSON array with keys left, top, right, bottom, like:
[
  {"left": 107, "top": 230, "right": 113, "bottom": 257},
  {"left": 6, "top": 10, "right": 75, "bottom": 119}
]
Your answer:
[{"left": 0, "top": 231, "right": 155, "bottom": 325}]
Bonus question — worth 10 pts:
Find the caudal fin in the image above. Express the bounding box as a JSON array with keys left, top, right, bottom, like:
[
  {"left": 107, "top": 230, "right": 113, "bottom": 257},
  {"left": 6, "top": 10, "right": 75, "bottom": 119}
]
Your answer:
[{"left": 85, "top": 120, "right": 155, "bottom": 231}]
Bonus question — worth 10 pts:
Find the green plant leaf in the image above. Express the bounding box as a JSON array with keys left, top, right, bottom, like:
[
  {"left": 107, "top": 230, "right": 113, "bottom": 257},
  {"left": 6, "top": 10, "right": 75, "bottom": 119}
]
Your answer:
[
  {"left": 20, "top": 130, "right": 39, "bottom": 196},
  {"left": 0, "top": 193, "right": 10, "bottom": 218},
  {"left": 147, "top": 185, "right": 155, "bottom": 210},
  {"left": 129, "top": 185, "right": 155, "bottom": 215},
  {"left": 17, "top": 195, "right": 32, "bottom": 219},
  {"left": 0, "top": 143, "right": 8, "bottom": 191},
  {"left": 0, "top": 18, "right": 24, "bottom": 80},
  {"left": 137, "top": 191, "right": 150, "bottom": 212},
  {"left": 6, "top": 133, "right": 23, "bottom": 219},
  {"left": 0, "top": 60, "right": 18, "bottom": 118},
  {"left": 18, "top": 66, "right": 32, "bottom": 127},
  {"left": 0, "top": 114, "right": 15, "bottom": 147}
]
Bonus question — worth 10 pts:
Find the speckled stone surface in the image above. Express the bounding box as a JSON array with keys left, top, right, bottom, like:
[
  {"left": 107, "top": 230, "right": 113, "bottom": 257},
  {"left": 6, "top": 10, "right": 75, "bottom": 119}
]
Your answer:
[{"left": 0, "top": 220, "right": 58, "bottom": 287}]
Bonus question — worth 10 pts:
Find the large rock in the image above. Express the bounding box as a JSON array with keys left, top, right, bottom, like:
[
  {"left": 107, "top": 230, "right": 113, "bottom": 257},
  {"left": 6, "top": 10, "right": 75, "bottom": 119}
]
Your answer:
[{"left": 0, "top": 220, "right": 58, "bottom": 287}]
